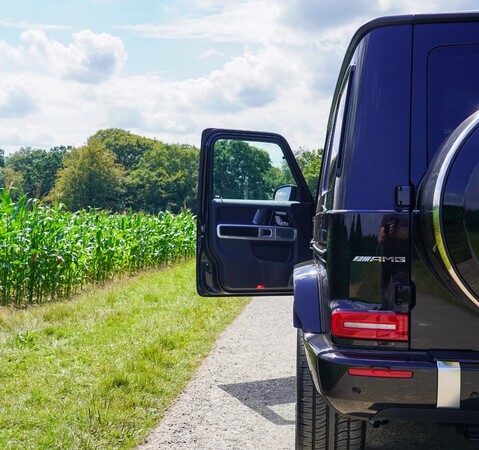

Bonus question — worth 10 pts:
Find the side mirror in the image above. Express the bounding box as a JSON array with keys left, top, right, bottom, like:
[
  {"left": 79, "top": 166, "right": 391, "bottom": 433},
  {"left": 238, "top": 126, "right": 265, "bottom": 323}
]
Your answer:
[{"left": 274, "top": 185, "right": 298, "bottom": 201}]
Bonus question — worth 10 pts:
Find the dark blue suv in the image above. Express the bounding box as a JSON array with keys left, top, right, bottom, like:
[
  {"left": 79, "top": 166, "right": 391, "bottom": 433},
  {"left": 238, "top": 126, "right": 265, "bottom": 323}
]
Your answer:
[{"left": 197, "top": 13, "right": 479, "bottom": 449}]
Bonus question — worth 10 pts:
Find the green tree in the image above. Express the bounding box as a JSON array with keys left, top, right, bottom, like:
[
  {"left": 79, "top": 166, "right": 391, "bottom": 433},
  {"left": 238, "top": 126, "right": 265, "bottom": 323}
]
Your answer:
[
  {"left": 213, "top": 140, "right": 273, "bottom": 199},
  {"left": 264, "top": 165, "right": 286, "bottom": 195},
  {"left": 281, "top": 148, "right": 323, "bottom": 195},
  {"left": 0, "top": 149, "right": 6, "bottom": 189},
  {"left": 128, "top": 143, "right": 199, "bottom": 213},
  {"left": 89, "top": 128, "right": 155, "bottom": 171},
  {"left": 52, "top": 141, "right": 125, "bottom": 211},
  {"left": 6, "top": 146, "right": 69, "bottom": 198}
]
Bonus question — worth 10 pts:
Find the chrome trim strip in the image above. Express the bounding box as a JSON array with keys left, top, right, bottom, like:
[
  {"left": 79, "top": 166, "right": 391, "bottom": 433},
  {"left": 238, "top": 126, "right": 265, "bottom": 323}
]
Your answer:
[
  {"left": 216, "top": 224, "right": 297, "bottom": 242},
  {"left": 432, "top": 112, "right": 479, "bottom": 308},
  {"left": 437, "top": 361, "right": 461, "bottom": 409}
]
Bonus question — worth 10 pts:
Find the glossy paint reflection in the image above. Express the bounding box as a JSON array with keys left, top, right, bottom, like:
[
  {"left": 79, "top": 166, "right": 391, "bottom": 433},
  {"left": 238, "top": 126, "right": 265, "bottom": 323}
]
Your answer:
[{"left": 317, "top": 211, "right": 410, "bottom": 312}]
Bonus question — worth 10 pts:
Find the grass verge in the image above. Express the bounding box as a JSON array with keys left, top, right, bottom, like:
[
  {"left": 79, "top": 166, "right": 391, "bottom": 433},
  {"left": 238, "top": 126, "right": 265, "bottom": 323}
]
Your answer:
[{"left": 0, "top": 259, "right": 250, "bottom": 449}]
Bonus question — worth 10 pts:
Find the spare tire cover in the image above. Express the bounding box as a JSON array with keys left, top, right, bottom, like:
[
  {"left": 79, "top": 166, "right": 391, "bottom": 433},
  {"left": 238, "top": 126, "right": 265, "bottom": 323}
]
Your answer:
[{"left": 420, "top": 110, "right": 479, "bottom": 308}]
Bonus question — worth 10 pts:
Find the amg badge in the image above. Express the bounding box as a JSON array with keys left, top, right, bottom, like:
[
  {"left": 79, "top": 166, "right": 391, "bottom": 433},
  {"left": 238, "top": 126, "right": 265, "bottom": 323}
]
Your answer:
[{"left": 353, "top": 256, "right": 407, "bottom": 263}]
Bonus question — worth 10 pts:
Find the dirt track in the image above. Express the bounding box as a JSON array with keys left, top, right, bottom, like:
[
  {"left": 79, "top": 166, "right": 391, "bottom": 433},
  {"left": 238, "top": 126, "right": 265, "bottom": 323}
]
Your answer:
[{"left": 138, "top": 296, "right": 478, "bottom": 450}]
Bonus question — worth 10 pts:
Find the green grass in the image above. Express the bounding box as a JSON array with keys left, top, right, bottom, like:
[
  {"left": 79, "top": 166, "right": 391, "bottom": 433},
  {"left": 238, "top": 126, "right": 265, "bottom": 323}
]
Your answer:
[{"left": 0, "top": 259, "right": 250, "bottom": 449}]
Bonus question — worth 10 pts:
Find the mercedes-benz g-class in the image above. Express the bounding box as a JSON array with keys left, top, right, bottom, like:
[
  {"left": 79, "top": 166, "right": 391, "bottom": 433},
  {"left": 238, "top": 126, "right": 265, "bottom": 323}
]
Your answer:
[{"left": 197, "top": 12, "right": 479, "bottom": 449}]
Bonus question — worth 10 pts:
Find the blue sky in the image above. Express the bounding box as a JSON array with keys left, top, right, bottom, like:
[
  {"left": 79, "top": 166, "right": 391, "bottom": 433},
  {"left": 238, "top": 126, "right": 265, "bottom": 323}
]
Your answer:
[{"left": 1, "top": 0, "right": 478, "bottom": 154}]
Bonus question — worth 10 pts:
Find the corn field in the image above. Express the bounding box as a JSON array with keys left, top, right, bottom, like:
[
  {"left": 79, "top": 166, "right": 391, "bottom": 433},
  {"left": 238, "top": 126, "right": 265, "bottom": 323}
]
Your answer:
[{"left": 0, "top": 190, "right": 196, "bottom": 306}]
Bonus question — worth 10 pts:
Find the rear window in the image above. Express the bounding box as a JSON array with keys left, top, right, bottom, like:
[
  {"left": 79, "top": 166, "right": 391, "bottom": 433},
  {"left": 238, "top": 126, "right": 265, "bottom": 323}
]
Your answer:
[
  {"left": 319, "top": 66, "right": 353, "bottom": 199},
  {"left": 428, "top": 45, "right": 479, "bottom": 162}
]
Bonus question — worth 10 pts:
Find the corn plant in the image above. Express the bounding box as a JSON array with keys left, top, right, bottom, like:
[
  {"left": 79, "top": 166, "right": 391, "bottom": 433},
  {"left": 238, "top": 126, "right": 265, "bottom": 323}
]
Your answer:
[{"left": 0, "top": 190, "right": 196, "bottom": 305}]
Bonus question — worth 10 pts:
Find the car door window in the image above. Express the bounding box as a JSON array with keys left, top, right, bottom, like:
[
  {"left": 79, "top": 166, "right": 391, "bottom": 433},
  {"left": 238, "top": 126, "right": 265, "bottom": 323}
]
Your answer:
[
  {"left": 213, "top": 139, "right": 295, "bottom": 200},
  {"left": 316, "top": 66, "right": 353, "bottom": 212}
]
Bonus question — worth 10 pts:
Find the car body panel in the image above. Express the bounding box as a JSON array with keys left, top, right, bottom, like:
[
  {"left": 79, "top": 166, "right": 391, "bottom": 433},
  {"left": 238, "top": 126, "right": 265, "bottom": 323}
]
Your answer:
[{"left": 196, "top": 12, "right": 479, "bottom": 425}]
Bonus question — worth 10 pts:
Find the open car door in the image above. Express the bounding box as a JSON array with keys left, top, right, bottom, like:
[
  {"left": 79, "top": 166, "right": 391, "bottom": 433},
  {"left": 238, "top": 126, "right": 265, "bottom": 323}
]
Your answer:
[{"left": 197, "top": 129, "right": 315, "bottom": 296}]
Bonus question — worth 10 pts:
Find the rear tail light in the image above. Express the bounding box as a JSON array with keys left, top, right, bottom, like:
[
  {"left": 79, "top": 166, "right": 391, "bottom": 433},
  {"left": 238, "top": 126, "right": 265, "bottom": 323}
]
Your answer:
[
  {"left": 348, "top": 368, "right": 413, "bottom": 378},
  {"left": 331, "top": 310, "right": 408, "bottom": 341}
]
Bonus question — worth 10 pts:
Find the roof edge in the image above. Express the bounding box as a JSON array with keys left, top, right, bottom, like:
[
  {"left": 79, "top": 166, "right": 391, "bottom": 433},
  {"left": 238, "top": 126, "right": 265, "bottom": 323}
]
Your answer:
[{"left": 324, "top": 11, "right": 479, "bottom": 148}]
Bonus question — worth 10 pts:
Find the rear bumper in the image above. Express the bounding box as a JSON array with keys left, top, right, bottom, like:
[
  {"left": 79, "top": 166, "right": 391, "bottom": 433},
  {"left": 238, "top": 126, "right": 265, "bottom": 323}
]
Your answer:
[{"left": 303, "top": 332, "right": 479, "bottom": 423}]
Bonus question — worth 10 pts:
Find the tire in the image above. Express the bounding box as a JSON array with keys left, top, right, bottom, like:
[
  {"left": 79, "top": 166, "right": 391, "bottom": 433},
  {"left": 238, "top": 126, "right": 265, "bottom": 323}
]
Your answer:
[{"left": 296, "top": 330, "right": 366, "bottom": 450}]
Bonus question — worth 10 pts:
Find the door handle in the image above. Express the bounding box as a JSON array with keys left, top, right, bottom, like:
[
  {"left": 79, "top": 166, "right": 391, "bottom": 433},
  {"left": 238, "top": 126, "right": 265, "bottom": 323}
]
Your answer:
[
  {"left": 217, "top": 224, "right": 296, "bottom": 241},
  {"left": 259, "top": 227, "right": 273, "bottom": 238}
]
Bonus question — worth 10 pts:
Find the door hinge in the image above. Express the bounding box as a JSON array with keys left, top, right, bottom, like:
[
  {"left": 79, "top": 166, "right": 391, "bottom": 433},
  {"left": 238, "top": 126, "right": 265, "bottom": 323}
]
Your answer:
[
  {"left": 394, "top": 283, "right": 414, "bottom": 306},
  {"left": 395, "top": 185, "right": 413, "bottom": 209}
]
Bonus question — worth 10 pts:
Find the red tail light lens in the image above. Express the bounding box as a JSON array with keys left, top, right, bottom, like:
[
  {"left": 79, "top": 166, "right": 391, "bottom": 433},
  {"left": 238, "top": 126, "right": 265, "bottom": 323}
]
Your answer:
[
  {"left": 348, "top": 368, "right": 413, "bottom": 378},
  {"left": 331, "top": 311, "right": 408, "bottom": 341}
]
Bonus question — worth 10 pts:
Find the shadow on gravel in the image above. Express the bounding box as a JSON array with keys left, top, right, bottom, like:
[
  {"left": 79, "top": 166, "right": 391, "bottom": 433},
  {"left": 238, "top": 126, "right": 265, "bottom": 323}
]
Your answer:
[{"left": 219, "top": 376, "right": 296, "bottom": 426}]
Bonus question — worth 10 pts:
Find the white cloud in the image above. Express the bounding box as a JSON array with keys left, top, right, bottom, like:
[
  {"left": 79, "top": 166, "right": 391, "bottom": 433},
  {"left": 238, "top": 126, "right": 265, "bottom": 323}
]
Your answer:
[
  {"left": 121, "top": 0, "right": 279, "bottom": 44},
  {"left": 195, "top": 48, "right": 296, "bottom": 110},
  {"left": 3, "top": 0, "right": 479, "bottom": 156},
  {"left": 0, "top": 85, "right": 36, "bottom": 118},
  {"left": 0, "top": 19, "right": 71, "bottom": 31},
  {"left": 19, "top": 29, "right": 127, "bottom": 83},
  {"left": 280, "top": 0, "right": 479, "bottom": 32},
  {"left": 377, "top": 0, "right": 479, "bottom": 14},
  {"left": 0, "top": 40, "right": 25, "bottom": 66},
  {"left": 88, "top": 41, "right": 324, "bottom": 149},
  {"left": 0, "top": 29, "right": 127, "bottom": 84},
  {"left": 0, "top": 125, "right": 56, "bottom": 151},
  {"left": 280, "top": 0, "right": 373, "bottom": 31},
  {"left": 117, "top": 0, "right": 479, "bottom": 150},
  {"left": 191, "top": 0, "right": 225, "bottom": 10},
  {"left": 125, "top": 0, "right": 479, "bottom": 46},
  {"left": 198, "top": 49, "right": 225, "bottom": 59},
  {"left": 0, "top": 72, "right": 107, "bottom": 153}
]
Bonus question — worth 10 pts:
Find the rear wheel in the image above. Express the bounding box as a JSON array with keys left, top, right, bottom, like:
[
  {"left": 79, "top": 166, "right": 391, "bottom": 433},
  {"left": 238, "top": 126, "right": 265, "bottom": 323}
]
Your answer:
[{"left": 296, "top": 330, "right": 366, "bottom": 450}]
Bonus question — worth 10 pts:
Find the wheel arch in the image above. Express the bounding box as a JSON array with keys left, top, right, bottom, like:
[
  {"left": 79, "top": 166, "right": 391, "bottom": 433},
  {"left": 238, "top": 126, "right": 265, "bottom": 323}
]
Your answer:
[{"left": 293, "top": 261, "right": 323, "bottom": 333}]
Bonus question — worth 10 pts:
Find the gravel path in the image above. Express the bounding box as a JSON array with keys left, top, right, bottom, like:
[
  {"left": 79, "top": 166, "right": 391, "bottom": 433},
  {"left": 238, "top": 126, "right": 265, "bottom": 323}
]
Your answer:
[
  {"left": 138, "top": 296, "right": 478, "bottom": 450},
  {"left": 138, "top": 295, "right": 295, "bottom": 450}
]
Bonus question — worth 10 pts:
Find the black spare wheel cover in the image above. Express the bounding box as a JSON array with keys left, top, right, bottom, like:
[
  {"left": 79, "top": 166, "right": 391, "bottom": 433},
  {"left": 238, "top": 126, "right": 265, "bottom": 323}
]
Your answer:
[{"left": 420, "top": 110, "right": 479, "bottom": 308}]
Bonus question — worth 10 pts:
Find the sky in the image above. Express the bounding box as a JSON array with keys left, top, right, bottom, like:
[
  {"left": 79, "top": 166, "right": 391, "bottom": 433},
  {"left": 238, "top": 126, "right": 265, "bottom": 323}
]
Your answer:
[{"left": 1, "top": 0, "right": 479, "bottom": 154}]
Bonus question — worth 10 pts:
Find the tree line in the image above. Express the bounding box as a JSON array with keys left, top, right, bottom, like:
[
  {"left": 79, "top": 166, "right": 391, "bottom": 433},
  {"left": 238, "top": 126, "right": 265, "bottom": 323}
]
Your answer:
[
  {"left": 0, "top": 129, "right": 322, "bottom": 213},
  {"left": 213, "top": 140, "right": 323, "bottom": 200},
  {"left": 1, "top": 129, "right": 198, "bottom": 213}
]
